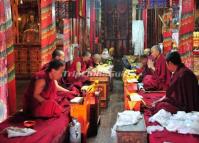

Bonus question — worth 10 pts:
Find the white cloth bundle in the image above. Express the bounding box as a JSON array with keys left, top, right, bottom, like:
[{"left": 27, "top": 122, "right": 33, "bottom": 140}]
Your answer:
[
  {"left": 4, "top": 126, "right": 36, "bottom": 138},
  {"left": 147, "top": 125, "right": 164, "bottom": 134},
  {"left": 149, "top": 109, "right": 172, "bottom": 127},
  {"left": 149, "top": 109, "right": 199, "bottom": 135},
  {"left": 111, "top": 111, "right": 142, "bottom": 138}
]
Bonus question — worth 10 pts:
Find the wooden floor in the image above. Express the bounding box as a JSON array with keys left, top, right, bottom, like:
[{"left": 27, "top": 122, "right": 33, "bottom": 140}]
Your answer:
[{"left": 87, "top": 79, "right": 124, "bottom": 143}]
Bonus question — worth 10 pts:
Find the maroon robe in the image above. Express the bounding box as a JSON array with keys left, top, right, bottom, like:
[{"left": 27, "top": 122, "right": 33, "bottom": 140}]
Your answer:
[
  {"left": 154, "top": 64, "right": 199, "bottom": 113},
  {"left": 143, "top": 54, "right": 171, "bottom": 90},
  {"left": 86, "top": 58, "right": 94, "bottom": 68},
  {"left": 23, "top": 71, "right": 72, "bottom": 118},
  {"left": 67, "top": 57, "right": 89, "bottom": 86}
]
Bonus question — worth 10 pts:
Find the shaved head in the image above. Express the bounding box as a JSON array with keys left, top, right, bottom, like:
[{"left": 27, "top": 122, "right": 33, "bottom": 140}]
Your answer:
[
  {"left": 52, "top": 49, "right": 65, "bottom": 61},
  {"left": 151, "top": 45, "right": 161, "bottom": 59}
]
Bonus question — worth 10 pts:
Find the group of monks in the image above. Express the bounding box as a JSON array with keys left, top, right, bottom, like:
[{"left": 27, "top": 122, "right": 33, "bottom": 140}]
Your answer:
[
  {"left": 23, "top": 49, "right": 102, "bottom": 118},
  {"left": 137, "top": 45, "right": 199, "bottom": 113},
  {"left": 23, "top": 45, "right": 199, "bottom": 119}
]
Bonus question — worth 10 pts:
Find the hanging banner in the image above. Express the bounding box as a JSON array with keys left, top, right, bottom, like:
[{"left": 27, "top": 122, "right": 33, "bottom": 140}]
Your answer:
[
  {"left": 179, "top": 0, "right": 194, "bottom": 70},
  {"left": 63, "top": 19, "right": 71, "bottom": 62},
  {"left": 148, "top": 0, "right": 169, "bottom": 8},
  {"left": 41, "top": 0, "right": 56, "bottom": 65},
  {"left": 0, "top": 0, "right": 16, "bottom": 120},
  {"left": 90, "top": 0, "right": 96, "bottom": 50},
  {"left": 79, "top": 0, "right": 86, "bottom": 17}
]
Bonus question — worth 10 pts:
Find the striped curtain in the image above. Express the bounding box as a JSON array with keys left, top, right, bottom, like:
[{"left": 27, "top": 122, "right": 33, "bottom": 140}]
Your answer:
[
  {"left": 41, "top": 0, "right": 57, "bottom": 65},
  {"left": 179, "top": 0, "right": 194, "bottom": 70},
  {"left": 90, "top": 0, "right": 96, "bottom": 51},
  {"left": 63, "top": 19, "right": 71, "bottom": 62},
  {"left": 0, "top": 0, "right": 16, "bottom": 122}
]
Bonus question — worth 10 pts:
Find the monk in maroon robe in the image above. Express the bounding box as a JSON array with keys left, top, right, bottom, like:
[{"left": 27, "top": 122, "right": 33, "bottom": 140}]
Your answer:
[
  {"left": 41, "top": 49, "right": 80, "bottom": 94},
  {"left": 143, "top": 45, "right": 171, "bottom": 90},
  {"left": 23, "top": 60, "right": 75, "bottom": 118},
  {"left": 153, "top": 52, "right": 199, "bottom": 113},
  {"left": 86, "top": 54, "right": 102, "bottom": 68},
  {"left": 67, "top": 51, "right": 91, "bottom": 87},
  {"left": 136, "top": 55, "right": 152, "bottom": 82}
]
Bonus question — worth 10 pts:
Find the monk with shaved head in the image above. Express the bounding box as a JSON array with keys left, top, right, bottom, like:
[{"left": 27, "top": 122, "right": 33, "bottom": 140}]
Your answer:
[{"left": 142, "top": 45, "right": 171, "bottom": 91}]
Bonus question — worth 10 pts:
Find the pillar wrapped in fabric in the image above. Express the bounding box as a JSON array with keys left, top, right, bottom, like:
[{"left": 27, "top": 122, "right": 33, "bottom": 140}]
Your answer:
[
  {"left": 41, "top": 0, "right": 56, "bottom": 66},
  {"left": 0, "top": 0, "right": 16, "bottom": 120},
  {"left": 63, "top": 19, "right": 71, "bottom": 62},
  {"left": 179, "top": 0, "right": 194, "bottom": 70}
]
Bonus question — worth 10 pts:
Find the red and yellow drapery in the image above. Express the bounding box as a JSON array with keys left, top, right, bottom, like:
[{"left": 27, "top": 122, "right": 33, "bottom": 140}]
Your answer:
[
  {"left": 0, "top": 0, "right": 16, "bottom": 120},
  {"left": 41, "top": 0, "right": 57, "bottom": 65}
]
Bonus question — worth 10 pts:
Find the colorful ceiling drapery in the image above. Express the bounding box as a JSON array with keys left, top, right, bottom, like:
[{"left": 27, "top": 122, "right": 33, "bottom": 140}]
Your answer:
[{"left": 0, "top": 0, "right": 16, "bottom": 121}]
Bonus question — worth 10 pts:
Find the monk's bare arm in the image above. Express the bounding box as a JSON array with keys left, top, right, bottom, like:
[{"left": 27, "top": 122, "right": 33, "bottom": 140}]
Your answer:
[
  {"left": 147, "top": 59, "right": 155, "bottom": 71},
  {"left": 33, "top": 79, "right": 46, "bottom": 103},
  {"left": 54, "top": 80, "right": 70, "bottom": 92},
  {"left": 152, "top": 95, "right": 166, "bottom": 107},
  {"left": 76, "top": 62, "right": 82, "bottom": 76}
]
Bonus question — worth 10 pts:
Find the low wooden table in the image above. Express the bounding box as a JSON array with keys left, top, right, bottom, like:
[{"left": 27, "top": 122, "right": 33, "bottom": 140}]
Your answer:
[
  {"left": 116, "top": 116, "right": 147, "bottom": 143},
  {"left": 70, "top": 91, "right": 102, "bottom": 142},
  {"left": 89, "top": 75, "right": 110, "bottom": 108},
  {"left": 88, "top": 92, "right": 101, "bottom": 137},
  {"left": 70, "top": 97, "right": 90, "bottom": 143},
  {"left": 123, "top": 81, "right": 138, "bottom": 110}
]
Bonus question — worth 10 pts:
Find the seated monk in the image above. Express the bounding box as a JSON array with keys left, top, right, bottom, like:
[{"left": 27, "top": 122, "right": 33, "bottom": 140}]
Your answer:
[
  {"left": 143, "top": 45, "right": 171, "bottom": 90},
  {"left": 41, "top": 49, "right": 65, "bottom": 70},
  {"left": 87, "top": 54, "right": 102, "bottom": 68},
  {"left": 23, "top": 60, "right": 76, "bottom": 118},
  {"left": 67, "top": 51, "right": 92, "bottom": 87},
  {"left": 137, "top": 55, "right": 152, "bottom": 82},
  {"left": 42, "top": 49, "right": 79, "bottom": 95},
  {"left": 152, "top": 52, "right": 199, "bottom": 113}
]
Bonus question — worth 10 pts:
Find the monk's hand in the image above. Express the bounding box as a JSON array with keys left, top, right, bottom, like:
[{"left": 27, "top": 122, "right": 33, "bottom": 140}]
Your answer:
[
  {"left": 87, "top": 67, "right": 93, "bottom": 71},
  {"left": 152, "top": 100, "right": 160, "bottom": 107},
  {"left": 147, "top": 59, "right": 155, "bottom": 71},
  {"left": 70, "top": 91, "right": 79, "bottom": 96},
  {"left": 151, "top": 102, "right": 156, "bottom": 107}
]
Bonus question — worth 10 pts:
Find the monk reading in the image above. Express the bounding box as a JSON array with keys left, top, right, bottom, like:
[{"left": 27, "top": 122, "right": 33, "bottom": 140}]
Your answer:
[
  {"left": 67, "top": 51, "right": 92, "bottom": 86},
  {"left": 153, "top": 52, "right": 199, "bottom": 113},
  {"left": 23, "top": 60, "right": 75, "bottom": 118},
  {"left": 143, "top": 45, "right": 171, "bottom": 90}
]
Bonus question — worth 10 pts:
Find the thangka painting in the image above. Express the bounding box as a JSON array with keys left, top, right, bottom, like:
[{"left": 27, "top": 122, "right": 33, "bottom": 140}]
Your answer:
[{"left": 104, "top": 0, "right": 129, "bottom": 39}]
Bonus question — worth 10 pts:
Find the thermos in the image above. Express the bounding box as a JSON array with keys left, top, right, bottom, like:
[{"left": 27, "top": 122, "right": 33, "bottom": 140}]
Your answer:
[{"left": 69, "top": 118, "right": 81, "bottom": 143}]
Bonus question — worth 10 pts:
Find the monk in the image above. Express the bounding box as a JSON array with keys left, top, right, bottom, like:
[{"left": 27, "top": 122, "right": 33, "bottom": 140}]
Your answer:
[
  {"left": 142, "top": 45, "right": 171, "bottom": 90},
  {"left": 23, "top": 60, "right": 75, "bottom": 118},
  {"left": 41, "top": 49, "right": 64, "bottom": 70},
  {"left": 153, "top": 52, "right": 199, "bottom": 113},
  {"left": 41, "top": 49, "right": 79, "bottom": 96},
  {"left": 87, "top": 54, "right": 102, "bottom": 68},
  {"left": 137, "top": 55, "right": 152, "bottom": 82},
  {"left": 67, "top": 51, "right": 91, "bottom": 86}
]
